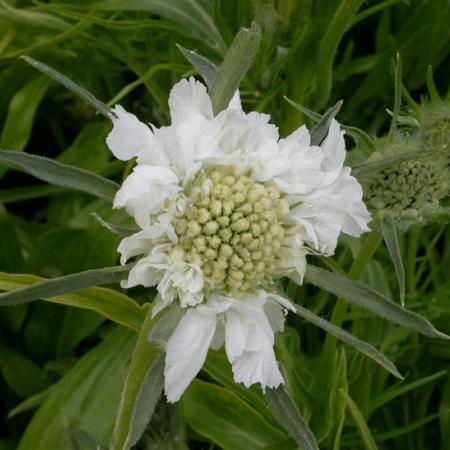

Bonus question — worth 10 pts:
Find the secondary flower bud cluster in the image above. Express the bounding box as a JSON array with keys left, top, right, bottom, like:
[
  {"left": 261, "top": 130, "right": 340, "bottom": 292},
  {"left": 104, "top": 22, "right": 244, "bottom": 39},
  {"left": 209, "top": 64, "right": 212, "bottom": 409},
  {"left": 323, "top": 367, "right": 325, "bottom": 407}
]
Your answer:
[
  {"left": 365, "top": 140, "right": 448, "bottom": 229},
  {"left": 172, "top": 167, "right": 289, "bottom": 298}
]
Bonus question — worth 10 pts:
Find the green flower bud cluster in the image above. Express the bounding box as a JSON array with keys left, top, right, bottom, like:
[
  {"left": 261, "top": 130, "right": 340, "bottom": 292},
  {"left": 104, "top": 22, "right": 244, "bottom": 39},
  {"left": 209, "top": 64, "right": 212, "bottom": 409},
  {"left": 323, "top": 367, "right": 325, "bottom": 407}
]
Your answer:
[
  {"left": 365, "top": 141, "right": 448, "bottom": 228},
  {"left": 172, "top": 166, "right": 289, "bottom": 298}
]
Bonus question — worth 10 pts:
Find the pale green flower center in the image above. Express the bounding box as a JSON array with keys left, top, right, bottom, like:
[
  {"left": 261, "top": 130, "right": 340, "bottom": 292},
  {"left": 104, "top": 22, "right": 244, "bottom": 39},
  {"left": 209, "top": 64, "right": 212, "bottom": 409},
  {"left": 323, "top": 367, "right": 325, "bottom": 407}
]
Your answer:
[{"left": 171, "top": 167, "right": 289, "bottom": 298}]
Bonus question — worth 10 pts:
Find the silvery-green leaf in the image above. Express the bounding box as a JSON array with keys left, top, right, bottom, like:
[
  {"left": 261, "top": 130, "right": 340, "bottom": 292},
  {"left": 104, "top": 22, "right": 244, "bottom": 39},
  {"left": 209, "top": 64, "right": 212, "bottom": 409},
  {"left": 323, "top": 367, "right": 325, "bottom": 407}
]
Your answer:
[
  {"left": 0, "top": 265, "right": 131, "bottom": 306},
  {"left": 284, "top": 97, "right": 321, "bottom": 121},
  {"left": 177, "top": 45, "right": 217, "bottom": 87},
  {"left": 90, "top": 213, "right": 138, "bottom": 236},
  {"left": 20, "top": 56, "right": 111, "bottom": 118},
  {"left": 265, "top": 387, "right": 319, "bottom": 450},
  {"left": 209, "top": 22, "right": 261, "bottom": 115},
  {"left": 0, "top": 271, "right": 144, "bottom": 332},
  {"left": 111, "top": 308, "right": 164, "bottom": 450},
  {"left": 310, "top": 100, "right": 343, "bottom": 146},
  {"left": 0, "top": 149, "right": 119, "bottom": 202},
  {"left": 304, "top": 265, "right": 449, "bottom": 339},
  {"left": 293, "top": 303, "right": 402, "bottom": 378},
  {"left": 381, "top": 216, "right": 406, "bottom": 306}
]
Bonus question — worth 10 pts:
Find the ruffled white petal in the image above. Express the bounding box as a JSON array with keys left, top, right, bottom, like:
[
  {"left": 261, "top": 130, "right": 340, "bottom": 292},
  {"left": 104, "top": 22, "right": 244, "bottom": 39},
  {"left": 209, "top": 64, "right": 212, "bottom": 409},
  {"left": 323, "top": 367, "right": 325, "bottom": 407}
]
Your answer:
[
  {"left": 320, "top": 119, "right": 346, "bottom": 185},
  {"left": 224, "top": 293, "right": 284, "bottom": 390},
  {"left": 157, "top": 262, "right": 204, "bottom": 310},
  {"left": 113, "top": 165, "right": 181, "bottom": 230},
  {"left": 164, "top": 308, "right": 217, "bottom": 402},
  {"left": 168, "top": 77, "right": 213, "bottom": 124},
  {"left": 122, "top": 244, "right": 169, "bottom": 289},
  {"left": 117, "top": 214, "right": 177, "bottom": 264},
  {"left": 276, "top": 233, "right": 308, "bottom": 283},
  {"left": 107, "top": 105, "right": 154, "bottom": 160},
  {"left": 290, "top": 167, "right": 371, "bottom": 254},
  {"left": 227, "top": 90, "right": 242, "bottom": 111}
]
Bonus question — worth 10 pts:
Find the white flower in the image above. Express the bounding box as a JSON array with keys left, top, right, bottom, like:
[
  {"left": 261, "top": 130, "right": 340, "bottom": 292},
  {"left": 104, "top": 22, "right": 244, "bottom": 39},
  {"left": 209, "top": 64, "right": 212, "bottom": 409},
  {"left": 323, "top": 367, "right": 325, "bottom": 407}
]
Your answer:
[{"left": 107, "top": 77, "right": 371, "bottom": 402}]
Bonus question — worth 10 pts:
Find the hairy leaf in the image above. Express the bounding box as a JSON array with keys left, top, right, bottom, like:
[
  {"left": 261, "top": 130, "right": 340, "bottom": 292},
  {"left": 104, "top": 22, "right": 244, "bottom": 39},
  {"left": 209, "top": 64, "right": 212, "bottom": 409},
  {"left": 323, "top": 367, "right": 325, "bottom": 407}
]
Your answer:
[
  {"left": 0, "top": 149, "right": 119, "bottom": 202},
  {"left": 305, "top": 265, "right": 449, "bottom": 339}
]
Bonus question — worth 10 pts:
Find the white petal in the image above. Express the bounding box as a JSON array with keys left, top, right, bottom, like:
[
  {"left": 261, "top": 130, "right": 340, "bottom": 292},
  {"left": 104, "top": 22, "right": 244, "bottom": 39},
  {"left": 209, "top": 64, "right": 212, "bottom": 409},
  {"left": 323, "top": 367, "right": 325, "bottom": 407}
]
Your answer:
[
  {"left": 122, "top": 245, "right": 169, "bottom": 288},
  {"left": 169, "top": 77, "right": 213, "bottom": 123},
  {"left": 227, "top": 90, "right": 242, "bottom": 111},
  {"left": 113, "top": 165, "right": 181, "bottom": 229},
  {"left": 279, "top": 124, "right": 310, "bottom": 150},
  {"left": 107, "top": 105, "right": 154, "bottom": 160},
  {"left": 275, "top": 234, "right": 308, "bottom": 283},
  {"left": 117, "top": 230, "right": 155, "bottom": 264},
  {"left": 164, "top": 309, "right": 217, "bottom": 402},
  {"left": 290, "top": 168, "right": 371, "bottom": 255},
  {"left": 224, "top": 293, "right": 284, "bottom": 390},
  {"left": 231, "top": 346, "right": 283, "bottom": 390},
  {"left": 320, "top": 119, "right": 346, "bottom": 184},
  {"left": 157, "top": 263, "right": 204, "bottom": 309}
]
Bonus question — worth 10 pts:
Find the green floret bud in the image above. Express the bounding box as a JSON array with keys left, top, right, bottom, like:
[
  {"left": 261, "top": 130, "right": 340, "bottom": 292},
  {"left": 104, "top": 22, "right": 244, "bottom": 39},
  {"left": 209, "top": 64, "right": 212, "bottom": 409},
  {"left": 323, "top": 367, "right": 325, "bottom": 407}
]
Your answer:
[
  {"left": 231, "top": 218, "right": 250, "bottom": 232},
  {"left": 203, "top": 221, "right": 219, "bottom": 235},
  {"left": 187, "top": 221, "right": 201, "bottom": 237},
  {"left": 197, "top": 208, "right": 211, "bottom": 224},
  {"left": 204, "top": 248, "right": 217, "bottom": 260}
]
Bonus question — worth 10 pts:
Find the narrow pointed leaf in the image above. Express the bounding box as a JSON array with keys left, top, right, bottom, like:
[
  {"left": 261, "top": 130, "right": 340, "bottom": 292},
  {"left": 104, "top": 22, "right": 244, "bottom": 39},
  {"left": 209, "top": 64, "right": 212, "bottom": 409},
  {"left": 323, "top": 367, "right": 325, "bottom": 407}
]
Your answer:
[
  {"left": 8, "top": 389, "right": 51, "bottom": 419},
  {"left": 265, "top": 387, "right": 319, "bottom": 450},
  {"left": 304, "top": 265, "right": 449, "bottom": 339},
  {"left": 91, "top": 212, "right": 138, "bottom": 236},
  {"left": 0, "top": 149, "right": 119, "bottom": 202},
  {"left": 0, "top": 265, "right": 131, "bottom": 306},
  {"left": 293, "top": 303, "right": 402, "bottom": 378},
  {"left": 0, "top": 76, "right": 52, "bottom": 151},
  {"left": 426, "top": 65, "right": 441, "bottom": 102},
  {"left": 0, "top": 272, "right": 144, "bottom": 331},
  {"left": 20, "top": 56, "right": 112, "bottom": 118},
  {"left": 315, "top": 0, "right": 365, "bottom": 107},
  {"left": 339, "top": 389, "right": 378, "bottom": 450},
  {"left": 285, "top": 97, "right": 374, "bottom": 152},
  {"left": 209, "top": 22, "right": 261, "bottom": 115},
  {"left": 284, "top": 96, "right": 321, "bottom": 121},
  {"left": 388, "top": 54, "right": 402, "bottom": 141},
  {"left": 111, "top": 308, "right": 165, "bottom": 450},
  {"left": 310, "top": 100, "right": 343, "bottom": 146},
  {"left": 381, "top": 216, "right": 405, "bottom": 305},
  {"left": 370, "top": 370, "right": 447, "bottom": 413},
  {"left": 177, "top": 45, "right": 217, "bottom": 87}
]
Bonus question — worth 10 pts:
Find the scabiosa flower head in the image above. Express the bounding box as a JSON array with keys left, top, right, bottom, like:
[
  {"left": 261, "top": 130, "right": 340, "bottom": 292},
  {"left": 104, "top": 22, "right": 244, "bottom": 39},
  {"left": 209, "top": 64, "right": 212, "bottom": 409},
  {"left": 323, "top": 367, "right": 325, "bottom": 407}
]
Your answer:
[
  {"left": 364, "top": 136, "right": 449, "bottom": 230},
  {"left": 106, "top": 78, "right": 371, "bottom": 402}
]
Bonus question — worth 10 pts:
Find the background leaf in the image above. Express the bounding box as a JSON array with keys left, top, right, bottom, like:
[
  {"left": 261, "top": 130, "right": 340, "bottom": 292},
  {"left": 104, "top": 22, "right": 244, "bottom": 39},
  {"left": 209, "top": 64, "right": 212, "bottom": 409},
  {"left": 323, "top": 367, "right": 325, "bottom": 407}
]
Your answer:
[
  {"left": 209, "top": 22, "right": 261, "bottom": 114},
  {"left": 0, "top": 149, "right": 119, "bottom": 202},
  {"left": 0, "top": 272, "right": 144, "bottom": 331},
  {"left": 17, "top": 328, "right": 137, "bottom": 450}
]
